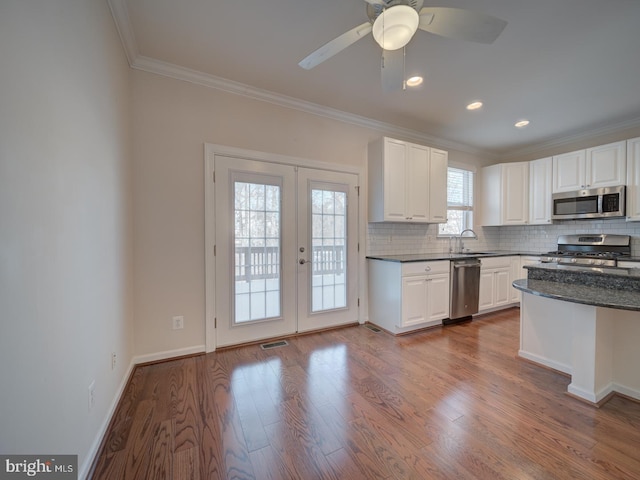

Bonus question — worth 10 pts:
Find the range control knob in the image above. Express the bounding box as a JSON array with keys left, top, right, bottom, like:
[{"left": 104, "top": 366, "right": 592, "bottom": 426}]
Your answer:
[
  {"left": 595, "top": 260, "right": 605, "bottom": 266},
  {"left": 588, "top": 259, "right": 595, "bottom": 265},
  {"left": 570, "top": 258, "right": 577, "bottom": 264}
]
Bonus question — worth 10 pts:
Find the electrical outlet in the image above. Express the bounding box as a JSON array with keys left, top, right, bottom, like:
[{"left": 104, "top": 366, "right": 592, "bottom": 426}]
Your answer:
[
  {"left": 111, "top": 352, "right": 117, "bottom": 370},
  {"left": 88, "top": 380, "right": 96, "bottom": 412},
  {"left": 172, "top": 315, "right": 184, "bottom": 330}
]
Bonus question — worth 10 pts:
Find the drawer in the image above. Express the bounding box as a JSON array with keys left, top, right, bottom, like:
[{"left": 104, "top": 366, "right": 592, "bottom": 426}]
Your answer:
[
  {"left": 479, "top": 256, "right": 511, "bottom": 269},
  {"left": 402, "top": 260, "right": 449, "bottom": 276}
]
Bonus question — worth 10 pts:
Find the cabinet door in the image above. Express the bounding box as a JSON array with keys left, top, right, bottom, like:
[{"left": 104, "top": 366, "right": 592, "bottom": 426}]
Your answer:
[
  {"left": 529, "top": 157, "right": 552, "bottom": 225},
  {"left": 509, "top": 257, "right": 521, "bottom": 304},
  {"left": 586, "top": 141, "right": 626, "bottom": 188},
  {"left": 553, "top": 150, "right": 585, "bottom": 192},
  {"left": 494, "top": 269, "right": 511, "bottom": 307},
  {"left": 627, "top": 137, "right": 640, "bottom": 221},
  {"left": 478, "top": 270, "right": 495, "bottom": 311},
  {"left": 383, "top": 138, "right": 409, "bottom": 221},
  {"left": 401, "top": 276, "right": 428, "bottom": 327},
  {"left": 502, "top": 162, "right": 529, "bottom": 224},
  {"left": 427, "top": 273, "right": 449, "bottom": 321},
  {"left": 428, "top": 148, "right": 448, "bottom": 222},
  {"left": 406, "top": 144, "right": 430, "bottom": 221}
]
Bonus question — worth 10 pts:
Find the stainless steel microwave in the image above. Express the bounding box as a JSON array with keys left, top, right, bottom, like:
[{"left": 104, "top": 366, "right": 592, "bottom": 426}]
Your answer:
[{"left": 552, "top": 185, "right": 625, "bottom": 220}]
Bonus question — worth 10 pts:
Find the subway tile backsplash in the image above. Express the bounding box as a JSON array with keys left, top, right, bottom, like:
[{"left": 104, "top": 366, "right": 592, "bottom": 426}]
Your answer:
[{"left": 367, "top": 219, "right": 640, "bottom": 256}]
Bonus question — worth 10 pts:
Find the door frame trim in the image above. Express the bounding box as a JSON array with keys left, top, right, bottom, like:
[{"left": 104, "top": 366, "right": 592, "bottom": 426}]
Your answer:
[{"left": 204, "top": 143, "right": 365, "bottom": 352}]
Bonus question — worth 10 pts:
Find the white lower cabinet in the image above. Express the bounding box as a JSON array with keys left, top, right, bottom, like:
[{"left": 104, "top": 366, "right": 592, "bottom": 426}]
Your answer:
[
  {"left": 512, "top": 255, "right": 541, "bottom": 303},
  {"left": 401, "top": 273, "right": 449, "bottom": 327},
  {"left": 478, "top": 256, "right": 516, "bottom": 313},
  {"left": 368, "top": 259, "right": 450, "bottom": 334},
  {"left": 509, "top": 256, "right": 521, "bottom": 304}
]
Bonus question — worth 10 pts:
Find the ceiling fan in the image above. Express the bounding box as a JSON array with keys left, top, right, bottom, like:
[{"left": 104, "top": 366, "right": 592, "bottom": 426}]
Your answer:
[{"left": 298, "top": 0, "right": 507, "bottom": 91}]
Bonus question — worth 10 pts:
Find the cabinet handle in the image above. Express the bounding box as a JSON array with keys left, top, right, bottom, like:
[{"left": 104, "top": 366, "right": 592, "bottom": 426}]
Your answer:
[{"left": 424, "top": 266, "right": 431, "bottom": 272}]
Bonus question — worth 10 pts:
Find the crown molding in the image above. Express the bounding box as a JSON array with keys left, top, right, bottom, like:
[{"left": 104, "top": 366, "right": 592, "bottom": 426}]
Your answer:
[
  {"left": 107, "top": 0, "right": 139, "bottom": 65},
  {"left": 131, "top": 56, "right": 488, "bottom": 156},
  {"left": 498, "top": 115, "right": 640, "bottom": 161},
  {"left": 106, "top": 0, "right": 488, "bottom": 157}
]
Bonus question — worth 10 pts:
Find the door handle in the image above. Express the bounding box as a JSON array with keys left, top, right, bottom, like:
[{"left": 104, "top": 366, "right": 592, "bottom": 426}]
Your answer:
[{"left": 299, "top": 259, "right": 308, "bottom": 265}]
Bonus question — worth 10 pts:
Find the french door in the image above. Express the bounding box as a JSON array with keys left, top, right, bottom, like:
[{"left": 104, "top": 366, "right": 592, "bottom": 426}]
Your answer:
[{"left": 214, "top": 156, "right": 359, "bottom": 348}]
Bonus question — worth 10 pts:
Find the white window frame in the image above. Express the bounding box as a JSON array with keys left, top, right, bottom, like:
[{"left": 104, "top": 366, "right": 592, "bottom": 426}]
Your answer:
[{"left": 438, "top": 163, "right": 476, "bottom": 237}]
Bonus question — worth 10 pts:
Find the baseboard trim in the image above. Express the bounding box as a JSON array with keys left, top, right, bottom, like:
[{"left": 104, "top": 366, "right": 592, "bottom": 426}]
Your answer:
[
  {"left": 80, "top": 358, "right": 137, "bottom": 480},
  {"left": 611, "top": 382, "right": 640, "bottom": 403},
  {"left": 518, "top": 349, "right": 572, "bottom": 376},
  {"left": 133, "top": 345, "right": 206, "bottom": 365}
]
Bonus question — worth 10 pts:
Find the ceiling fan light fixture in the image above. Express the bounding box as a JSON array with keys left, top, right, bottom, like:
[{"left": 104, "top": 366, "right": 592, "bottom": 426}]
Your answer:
[{"left": 372, "top": 5, "right": 420, "bottom": 51}]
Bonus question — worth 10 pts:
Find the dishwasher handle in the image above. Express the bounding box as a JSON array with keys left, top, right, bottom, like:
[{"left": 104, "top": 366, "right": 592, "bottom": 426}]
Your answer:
[{"left": 453, "top": 262, "right": 481, "bottom": 269}]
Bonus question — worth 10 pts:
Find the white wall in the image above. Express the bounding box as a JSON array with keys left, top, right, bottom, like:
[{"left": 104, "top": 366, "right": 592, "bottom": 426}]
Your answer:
[
  {"left": 0, "top": 0, "right": 133, "bottom": 476},
  {"left": 130, "top": 69, "right": 491, "bottom": 356}
]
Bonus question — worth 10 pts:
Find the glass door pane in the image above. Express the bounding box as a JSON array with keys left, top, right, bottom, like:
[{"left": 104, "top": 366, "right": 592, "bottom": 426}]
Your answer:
[
  {"left": 311, "top": 188, "right": 347, "bottom": 312},
  {"left": 297, "top": 168, "right": 358, "bottom": 333},
  {"left": 234, "top": 180, "right": 281, "bottom": 323}
]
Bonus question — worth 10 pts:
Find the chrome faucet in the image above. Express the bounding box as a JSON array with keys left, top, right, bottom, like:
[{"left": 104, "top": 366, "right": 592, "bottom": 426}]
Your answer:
[{"left": 457, "top": 228, "right": 478, "bottom": 253}]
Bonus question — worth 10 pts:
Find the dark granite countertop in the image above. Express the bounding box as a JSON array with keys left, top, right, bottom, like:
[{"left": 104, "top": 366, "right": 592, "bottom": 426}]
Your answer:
[
  {"left": 523, "top": 263, "right": 640, "bottom": 283},
  {"left": 366, "top": 251, "right": 542, "bottom": 263},
  {"left": 514, "top": 263, "right": 640, "bottom": 311},
  {"left": 513, "top": 278, "right": 640, "bottom": 311}
]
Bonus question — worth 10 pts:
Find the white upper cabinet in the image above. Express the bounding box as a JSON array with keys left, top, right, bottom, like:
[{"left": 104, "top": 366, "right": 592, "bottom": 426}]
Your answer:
[
  {"left": 529, "top": 157, "right": 553, "bottom": 225},
  {"left": 481, "top": 162, "right": 529, "bottom": 226},
  {"left": 406, "top": 143, "right": 430, "bottom": 222},
  {"left": 368, "top": 137, "right": 448, "bottom": 223},
  {"left": 552, "top": 150, "right": 585, "bottom": 192},
  {"left": 428, "top": 148, "right": 448, "bottom": 222},
  {"left": 626, "top": 137, "right": 640, "bottom": 221},
  {"left": 552, "top": 141, "right": 626, "bottom": 192}
]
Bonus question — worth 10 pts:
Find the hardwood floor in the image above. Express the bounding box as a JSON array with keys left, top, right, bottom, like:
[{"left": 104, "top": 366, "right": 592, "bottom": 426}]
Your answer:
[{"left": 91, "top": 308, "right": 640, "bottom": 479}]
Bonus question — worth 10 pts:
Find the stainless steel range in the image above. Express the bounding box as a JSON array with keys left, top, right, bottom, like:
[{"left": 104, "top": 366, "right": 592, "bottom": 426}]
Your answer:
[{"left": 540, "top": 234, "right": 631, "bottom": 267}]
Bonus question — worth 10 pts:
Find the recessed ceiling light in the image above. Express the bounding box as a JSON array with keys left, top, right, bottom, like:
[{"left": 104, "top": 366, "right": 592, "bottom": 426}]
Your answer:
[
  {"left": 515, "top": 119, "right": 530, "bottom": 128},
  {"left": 406, "top": 76, "right": 423, "bottom": 87},
  {"left": 466, "top": 101, "right": 483, "bottom": 110}
]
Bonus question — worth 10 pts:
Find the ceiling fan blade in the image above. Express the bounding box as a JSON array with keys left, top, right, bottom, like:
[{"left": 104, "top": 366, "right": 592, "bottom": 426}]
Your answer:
[
  {"left": 381, "top": 49, "right": 404, "bottom": 93},
  {"left": 298, "top": 22, "right": 373, "bottom": 69},
  {"left": 418, "top": 7, "right": 507, "bottom": 44}
]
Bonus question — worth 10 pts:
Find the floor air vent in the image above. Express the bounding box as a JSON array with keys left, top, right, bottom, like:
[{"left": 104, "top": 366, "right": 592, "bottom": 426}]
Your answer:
[
  {"left": 260, "top": 340, "right": 289, "bottom": 350},
  {"left": 364, "top": 324, "right": 382, "bottom": 333}
]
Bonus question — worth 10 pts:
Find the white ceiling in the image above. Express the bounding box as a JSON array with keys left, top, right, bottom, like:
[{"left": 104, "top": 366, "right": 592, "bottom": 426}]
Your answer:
[{"left": 112, "top": 0, "right": 640, "bottom": 156}]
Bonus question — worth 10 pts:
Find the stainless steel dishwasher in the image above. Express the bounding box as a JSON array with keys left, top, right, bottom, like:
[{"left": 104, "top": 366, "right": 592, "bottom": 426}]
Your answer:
[{"left": 445, "top": 258, "right": 481, "bottom": 324}]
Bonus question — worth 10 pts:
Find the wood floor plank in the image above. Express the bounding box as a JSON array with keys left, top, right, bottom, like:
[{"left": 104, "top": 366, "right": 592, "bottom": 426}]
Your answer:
[
  {"left": 325, "top": 447, "right": 379, "bottom": 480},
  {"left": 205, "top": 355, "right": 256, "bottom": 479},
  {"left": 247, "top": 445, "right": 291, "bottom": 480},
  {"left": 172, "top": 358, "right": 200, "bottom": 453},
  {"left": 263, "top": 420, "right": 338, "bottom": 480},
  {"left": 120, "top": 399, "right": 156, "bottom": 479},
  {"left": 91, "top": 310, "right": 640, "bottom": 479},
  {"left": 147, "top": 419, "right": 173, "bottom": 479},
  {"left": 173, "top": 447, "right": 200, "bottom": 480}
]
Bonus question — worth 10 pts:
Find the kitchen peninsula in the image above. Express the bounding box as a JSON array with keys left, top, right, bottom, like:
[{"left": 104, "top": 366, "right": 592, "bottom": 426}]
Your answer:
[{"left": 513, "top": 264, "right": 640, "bottom": 405}]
